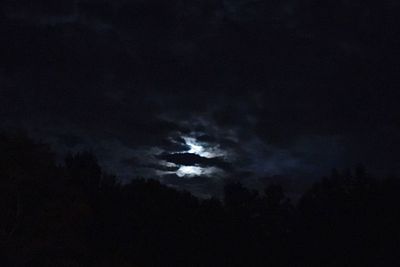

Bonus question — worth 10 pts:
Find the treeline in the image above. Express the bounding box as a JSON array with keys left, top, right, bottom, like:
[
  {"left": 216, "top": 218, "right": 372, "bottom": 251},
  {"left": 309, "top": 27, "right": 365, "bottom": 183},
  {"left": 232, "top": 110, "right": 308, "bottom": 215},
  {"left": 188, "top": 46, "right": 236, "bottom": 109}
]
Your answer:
[{"left": 1, "top": 133, "right": 399, "bottom": 266}]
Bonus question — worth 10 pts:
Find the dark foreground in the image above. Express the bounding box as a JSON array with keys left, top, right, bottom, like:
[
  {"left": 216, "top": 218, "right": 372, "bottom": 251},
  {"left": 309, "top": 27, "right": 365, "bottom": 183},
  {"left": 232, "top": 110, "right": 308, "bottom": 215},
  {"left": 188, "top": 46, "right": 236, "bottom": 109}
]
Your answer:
[{"left": 1, "top": 133, "right": 399, "bottom": 266}]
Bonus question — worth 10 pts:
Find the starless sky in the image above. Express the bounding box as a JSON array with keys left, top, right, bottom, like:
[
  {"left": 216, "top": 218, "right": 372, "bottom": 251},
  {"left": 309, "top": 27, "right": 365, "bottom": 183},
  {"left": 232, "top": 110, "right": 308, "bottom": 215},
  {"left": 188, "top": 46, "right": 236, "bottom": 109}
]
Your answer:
[{"left": 1, "top": 0, "right": 400, "bottom": 197}]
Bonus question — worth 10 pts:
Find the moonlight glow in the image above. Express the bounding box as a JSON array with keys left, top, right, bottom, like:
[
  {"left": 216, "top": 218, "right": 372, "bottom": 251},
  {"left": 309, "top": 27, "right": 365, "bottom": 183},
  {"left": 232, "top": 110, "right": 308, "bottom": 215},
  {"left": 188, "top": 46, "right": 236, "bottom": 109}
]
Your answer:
[
  {"left": 183, "top": 136, "right": 226, "bottom": 158},
  {"left": 177, "top": 166, "right": 203, "bottom": 177},
  {"left": 162, "top": 136, "right": 229, "bottom": 178},
  {"left": 176, "top": 166, "right": 224, "bottom": 177}
]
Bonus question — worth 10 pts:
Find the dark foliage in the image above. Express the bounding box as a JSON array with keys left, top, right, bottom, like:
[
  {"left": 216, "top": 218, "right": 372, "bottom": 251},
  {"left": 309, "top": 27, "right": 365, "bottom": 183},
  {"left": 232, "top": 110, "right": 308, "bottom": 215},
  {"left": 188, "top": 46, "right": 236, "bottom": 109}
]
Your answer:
[{"left": 1, "top": 134, "right": 399, "bottom": 266}]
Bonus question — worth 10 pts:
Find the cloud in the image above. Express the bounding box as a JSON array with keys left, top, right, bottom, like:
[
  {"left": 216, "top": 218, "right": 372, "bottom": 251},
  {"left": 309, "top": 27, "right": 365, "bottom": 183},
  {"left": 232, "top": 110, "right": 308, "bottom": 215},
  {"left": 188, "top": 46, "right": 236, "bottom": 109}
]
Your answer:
[
  {"left": 2, "top": 0, "right": 400, "bottom": 196},
  {"left": 157, "top": 152, "right": 232, "bottom": 171},
  {"left": 121, "top": 157, "right": 180, "bottom": 173}
]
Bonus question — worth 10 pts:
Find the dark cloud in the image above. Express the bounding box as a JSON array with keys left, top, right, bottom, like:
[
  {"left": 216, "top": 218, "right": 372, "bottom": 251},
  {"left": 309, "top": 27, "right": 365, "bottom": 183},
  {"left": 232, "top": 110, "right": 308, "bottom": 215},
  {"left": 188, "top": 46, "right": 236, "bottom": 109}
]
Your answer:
[
  {"left": 157, "top": 136, "right": 191, "bottom": 153},
  {"left": 157, "top": 153, "right": 232, "bottom": 171},
  {"left": 1, "top": 0, "right": 400, "bottom": 196},
  {"left": 196, "top": 134, "right": 217, "bottom": 143},
  {"left": 121, "top": 157, "right": 180, "bottom": 173},
  {"left": 54, "top": 133, "right": 84, "bottom": 148}
]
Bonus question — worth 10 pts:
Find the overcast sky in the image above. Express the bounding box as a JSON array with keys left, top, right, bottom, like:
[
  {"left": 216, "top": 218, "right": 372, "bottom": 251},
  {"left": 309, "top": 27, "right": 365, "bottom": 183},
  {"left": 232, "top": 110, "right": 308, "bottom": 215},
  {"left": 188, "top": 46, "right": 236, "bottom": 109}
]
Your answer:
[{"left": 1, "top": 0, "right": 400, "bottom": 197}]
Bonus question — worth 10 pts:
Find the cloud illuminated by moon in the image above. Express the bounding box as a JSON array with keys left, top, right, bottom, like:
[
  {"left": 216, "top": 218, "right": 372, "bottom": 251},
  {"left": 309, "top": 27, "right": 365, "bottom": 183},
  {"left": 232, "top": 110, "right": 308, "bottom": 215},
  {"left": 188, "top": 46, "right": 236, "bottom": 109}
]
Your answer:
[
  {"left": 177, "top": 166, "right": 203, "bottom": 177},
  {"left": 183, "top": 136, "right": 226, "bottom": 158},
  {"left": 157, "top": 135, "right": 228, "bottom": 178},
  {"left": 176, "top": 165, "right": 224, "bottom": 178}
]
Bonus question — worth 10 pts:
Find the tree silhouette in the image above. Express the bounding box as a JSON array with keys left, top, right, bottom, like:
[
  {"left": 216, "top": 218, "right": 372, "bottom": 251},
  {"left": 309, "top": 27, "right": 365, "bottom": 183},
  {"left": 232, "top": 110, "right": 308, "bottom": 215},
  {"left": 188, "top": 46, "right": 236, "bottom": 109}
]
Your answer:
[{"left": 0, "top": 132, "right": 400, "bottom": 266}]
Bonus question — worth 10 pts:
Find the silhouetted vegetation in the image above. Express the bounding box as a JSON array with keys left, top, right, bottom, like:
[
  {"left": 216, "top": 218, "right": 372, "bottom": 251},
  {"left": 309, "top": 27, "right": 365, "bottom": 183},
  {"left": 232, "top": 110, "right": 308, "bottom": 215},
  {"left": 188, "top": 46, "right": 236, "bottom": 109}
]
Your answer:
[{"left": 1, "top": 134, "right": 400, "bottom": 266}]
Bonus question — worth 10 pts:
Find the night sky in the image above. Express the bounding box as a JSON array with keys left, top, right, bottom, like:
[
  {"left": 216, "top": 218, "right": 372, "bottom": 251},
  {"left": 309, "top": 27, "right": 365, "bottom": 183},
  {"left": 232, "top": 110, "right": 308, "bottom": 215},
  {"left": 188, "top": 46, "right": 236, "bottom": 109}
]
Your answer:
[{"left": 1, "top": 0, "right": 400, "bottom": 198}]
